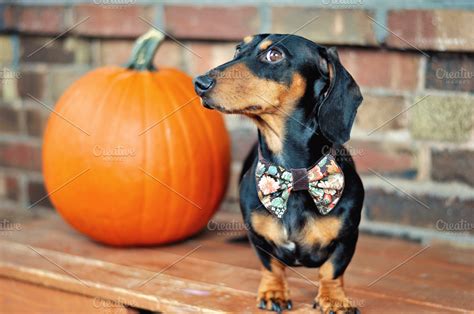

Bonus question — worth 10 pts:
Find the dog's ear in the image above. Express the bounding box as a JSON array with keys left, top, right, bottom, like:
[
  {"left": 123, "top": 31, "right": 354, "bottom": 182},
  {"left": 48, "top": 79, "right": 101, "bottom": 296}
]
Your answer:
[{"left": 316, "top": 47, "right": 363, "bottom": 144}]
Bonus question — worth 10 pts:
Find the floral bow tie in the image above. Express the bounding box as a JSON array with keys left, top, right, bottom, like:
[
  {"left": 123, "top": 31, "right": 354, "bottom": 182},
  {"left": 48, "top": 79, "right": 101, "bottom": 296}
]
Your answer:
[{"left": 255, "top": 150, "right": 344, "bottom": 218}]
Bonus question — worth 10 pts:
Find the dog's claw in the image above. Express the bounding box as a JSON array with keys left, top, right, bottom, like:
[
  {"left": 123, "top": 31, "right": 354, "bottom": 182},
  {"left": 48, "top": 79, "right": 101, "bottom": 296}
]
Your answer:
[
  {"left": 271, "top": 299, "right": 282, "bottom": 313},
  {"left": 257, "top": 297, "right": 291, "bottom": 312}
]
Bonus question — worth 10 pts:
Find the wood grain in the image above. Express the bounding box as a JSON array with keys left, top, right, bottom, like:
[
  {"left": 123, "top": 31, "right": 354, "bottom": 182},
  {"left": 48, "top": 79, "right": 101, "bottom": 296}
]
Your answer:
[{"left": 0, "top": 209, "right": 472, "bottom": 313}]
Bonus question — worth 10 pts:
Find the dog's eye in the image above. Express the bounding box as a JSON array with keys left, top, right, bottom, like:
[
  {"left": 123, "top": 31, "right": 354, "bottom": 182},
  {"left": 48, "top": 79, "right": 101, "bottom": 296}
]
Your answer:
[{"left": 263, "top": 48, "right": 284, "bottom": 63}]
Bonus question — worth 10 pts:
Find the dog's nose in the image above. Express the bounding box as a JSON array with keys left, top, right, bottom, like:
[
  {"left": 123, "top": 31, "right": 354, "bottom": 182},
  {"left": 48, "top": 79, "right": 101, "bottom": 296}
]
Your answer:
[{"left": 193, "top": 75, "right": 215, "bottom": 96}]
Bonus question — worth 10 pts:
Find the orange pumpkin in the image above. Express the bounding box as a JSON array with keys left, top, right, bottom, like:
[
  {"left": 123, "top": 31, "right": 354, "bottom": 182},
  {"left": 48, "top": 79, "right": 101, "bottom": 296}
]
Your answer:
[{"left": 42, "top": 30, "right": 230, "bottom": 246}]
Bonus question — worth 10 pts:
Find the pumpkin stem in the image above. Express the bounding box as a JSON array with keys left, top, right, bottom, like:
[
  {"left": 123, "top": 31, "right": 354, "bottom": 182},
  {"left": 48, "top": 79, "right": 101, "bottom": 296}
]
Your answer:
[{"left": 126, "top": 29, "right": 165, "bottom": 71}]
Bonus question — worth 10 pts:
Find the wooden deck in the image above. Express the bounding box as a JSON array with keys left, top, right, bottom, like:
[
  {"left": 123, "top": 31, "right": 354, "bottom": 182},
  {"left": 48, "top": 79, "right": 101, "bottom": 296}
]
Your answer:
[{"left": 0, "top": 209, "right": 473, "bottom": 313}]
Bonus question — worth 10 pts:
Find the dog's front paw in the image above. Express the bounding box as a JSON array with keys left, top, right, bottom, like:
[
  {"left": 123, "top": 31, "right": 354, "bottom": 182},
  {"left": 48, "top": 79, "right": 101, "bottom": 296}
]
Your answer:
[
  {"left": 257, "top": 289, "right": 292, "bottom": 313},
  {"left": 313, "top": 295, "right": 359, "bottom": 314}
]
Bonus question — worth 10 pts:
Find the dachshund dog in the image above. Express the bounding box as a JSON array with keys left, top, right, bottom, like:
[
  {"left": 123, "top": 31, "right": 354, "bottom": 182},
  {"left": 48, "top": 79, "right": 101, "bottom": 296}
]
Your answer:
[{"left": 194, "top": 34, "right": 364, "bottom": 314}]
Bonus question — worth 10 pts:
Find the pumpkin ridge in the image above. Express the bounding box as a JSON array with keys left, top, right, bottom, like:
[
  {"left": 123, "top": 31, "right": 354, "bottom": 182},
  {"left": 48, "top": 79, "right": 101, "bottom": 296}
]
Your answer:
[
  {"left": 135, "top": 72, "right": 147, "bottom": 243},
  {"left": 168, "top": 72, "right": 226, "bottom": 223},
  {"left": 165, "top": 72, "right": 214, "bottom": 228},
  {"left": 91, "top": 71, "right": 138, "bottom": 244},
  {"left": 88, "top": 70, "right": 132, "bottom": 139},
  {"left": 147, "top": 72, "right": 175, "bottom": 242},
  {"left": 164, "top": 73, "right": 203, "bottom": 238},
  {"left": 113, "top": 72, "right": 141, "bottom": 244},
  {"left": 152, "top": 72, "right": 196, "bottom": 240}
]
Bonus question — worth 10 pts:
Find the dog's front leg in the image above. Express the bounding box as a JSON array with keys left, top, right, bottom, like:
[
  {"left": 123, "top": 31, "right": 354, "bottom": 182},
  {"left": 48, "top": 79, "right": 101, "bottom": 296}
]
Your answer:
[
  {"left": 314, "top": 235, "right": 359, "bottom": 314},
  {"left": 257, "top": 256, "right": 292, "bottom": 312}
]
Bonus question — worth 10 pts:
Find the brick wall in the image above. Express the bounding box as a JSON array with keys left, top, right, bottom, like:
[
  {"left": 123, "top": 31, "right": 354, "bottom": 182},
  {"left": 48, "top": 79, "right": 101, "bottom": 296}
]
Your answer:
[{"left": 0, "top": 1, "right": 473, "bottom": 245}]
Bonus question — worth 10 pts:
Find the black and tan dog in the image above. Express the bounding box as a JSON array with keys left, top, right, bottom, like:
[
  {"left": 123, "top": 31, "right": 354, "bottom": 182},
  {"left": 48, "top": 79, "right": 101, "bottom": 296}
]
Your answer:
[{"left": 194, "top": 34, "right": 364, "bottom": 313}]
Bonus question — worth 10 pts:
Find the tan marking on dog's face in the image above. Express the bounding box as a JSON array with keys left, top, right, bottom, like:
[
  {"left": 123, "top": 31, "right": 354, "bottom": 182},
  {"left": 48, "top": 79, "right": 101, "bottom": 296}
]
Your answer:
[
  {"left": 251, "top": 212, "right": 288, "bottom": 246},
  {"left": 259, "top": 40, "right": 273, "bottom": 50},
  {"left": 243, "top": 35, "right": 254, "bottom": 44},
  {"left": 299, "top": 216, "right": 341, "bottom": 248},
  {"left": 208, "top": 63, "right": 306, "bottom": 153}
]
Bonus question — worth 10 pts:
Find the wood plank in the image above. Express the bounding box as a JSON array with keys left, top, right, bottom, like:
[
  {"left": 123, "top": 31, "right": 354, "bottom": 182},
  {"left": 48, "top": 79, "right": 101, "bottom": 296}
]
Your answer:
[
  {"left": 1, "top": 209, "right": 473, "bottom": 312},
  {"left": 0, "top": 240, "right": 313, "bottom": 313},
  {"left": 0, "top": 277, "right": 137, "bottom": 314}
]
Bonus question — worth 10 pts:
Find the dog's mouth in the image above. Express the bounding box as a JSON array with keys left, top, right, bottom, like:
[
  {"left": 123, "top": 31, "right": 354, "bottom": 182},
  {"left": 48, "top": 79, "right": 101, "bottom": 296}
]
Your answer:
[{"left": 200, "top": 97, "right": 262, "bottom": 114}]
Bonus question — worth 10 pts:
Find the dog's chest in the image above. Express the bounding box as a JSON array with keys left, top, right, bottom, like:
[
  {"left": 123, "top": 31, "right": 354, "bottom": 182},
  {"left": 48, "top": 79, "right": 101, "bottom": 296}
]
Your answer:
[{"left": 250, "top": 212, "right": 342, "bottom": 251}]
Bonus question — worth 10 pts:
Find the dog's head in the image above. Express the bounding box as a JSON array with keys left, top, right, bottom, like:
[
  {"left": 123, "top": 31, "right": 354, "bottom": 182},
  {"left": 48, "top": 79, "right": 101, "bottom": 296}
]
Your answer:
[{"left": 193, "top": 34, "right": 362, "bottom": 144}]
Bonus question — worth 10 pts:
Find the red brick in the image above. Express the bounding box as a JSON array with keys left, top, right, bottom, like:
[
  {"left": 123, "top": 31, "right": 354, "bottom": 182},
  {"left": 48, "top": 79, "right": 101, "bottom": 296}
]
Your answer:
[
  {"left": 425, "top": 53, "right": 474, "bottom": 93},
  {"left": 365, "top": 187, "right": 474, "bottom": 233},
  {"left": 431, "top": 149, "right": 474, "bottom": 187},
  {"left": 153, "top": 40, "right": 184, "bottom": 70},
  {"left": 16, "top": 6, "right": 66, "bottom": 34},
  {"left": 4, "top": 174, "right": 19, "bottom": 201},
  {"left": 0, "top": 142, "right": 42, "bottom": 171},
  {"left": 73, "top": 5, "right": 153, "bottom": 38},
  {"left": 28, "top": 180, "right": 53, "bottom": 209},
  {"left": 48, "top": 68, "right": 88, "bottom": 101},
  {"left": 271, "top": 7, "right": 377, "bottom": 46},
  {"left": 99, "top": 39, "right": 185, "bottom": 69},
  {"left": 17, "top": 70, "right": 47, "bottom": 99},
  {"left": 0, "top": 106, "right": 21, "bottom": 134},
  {"left": 26, "top": 107, "right": 50, "bottom": 137},
  {"left": 20, "top": 36, "right": 74, "bottom": 64},
  {"left": 1, "top": 5, "right": 16, "bottom": 30},
  {"left": 387, "top": 10, "right": 474, "bottom": 52},
  {"left": 185, "top": 42, "right": 214, "bottom": 77},
  {"left": 338, "top": 48, "right": 421, "bottom": 91},
  {"left": 164, "top": 6, "right": 260, "bottom": 41},
  {"left": 186, "top": 42, "right": 237, "bottom": 77},
  {"left": 99, "top": 39, "right": 134, "bottom": 66},
  {"left": 348, "top": 140, "right": 415, "bottom": 176},
  {"left": 355, "top": 94, "right": 406, "bottom": 132}
]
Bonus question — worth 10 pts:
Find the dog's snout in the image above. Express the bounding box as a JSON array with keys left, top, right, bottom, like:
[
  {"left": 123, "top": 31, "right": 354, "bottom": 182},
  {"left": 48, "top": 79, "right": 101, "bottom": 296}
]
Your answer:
[{"left": 193, "top": 75, "right": 215, "bottom": 96}]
